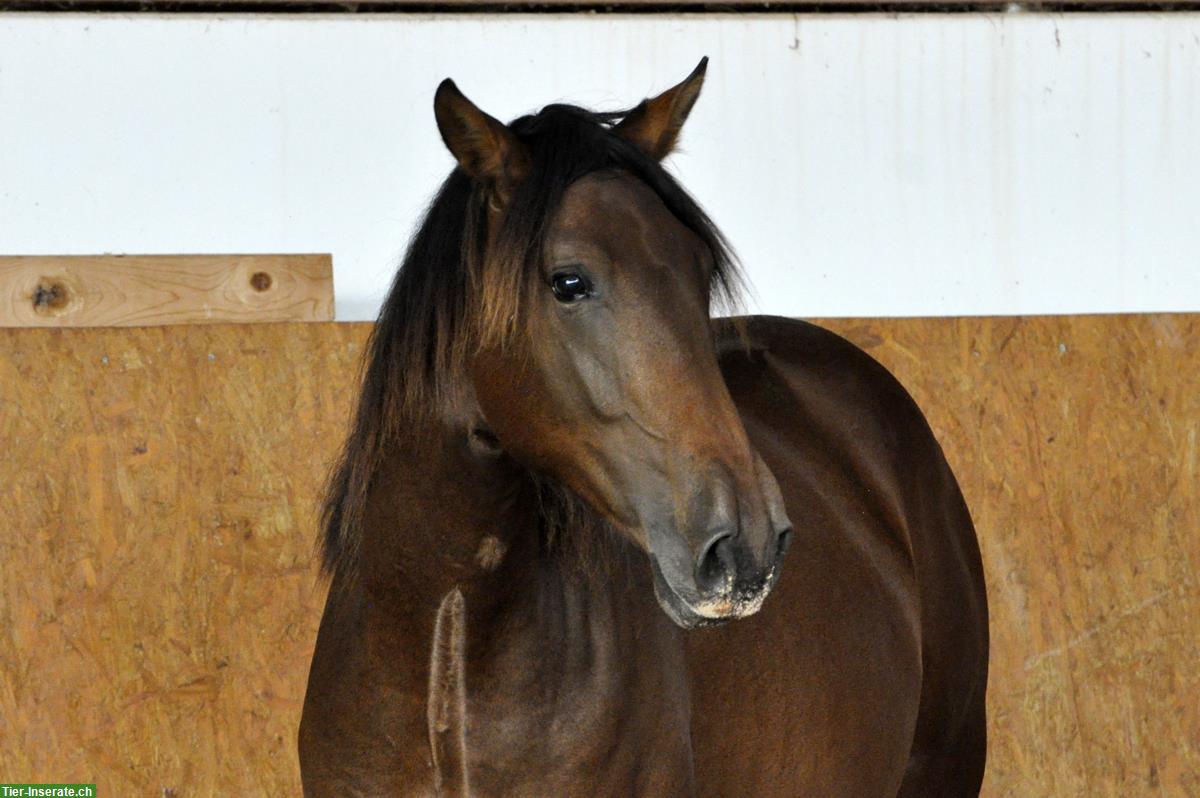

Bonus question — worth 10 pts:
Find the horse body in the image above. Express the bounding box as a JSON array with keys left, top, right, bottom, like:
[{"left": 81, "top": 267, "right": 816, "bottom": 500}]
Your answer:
[
  {"left": 300, "top": 317, "right": 987, "bottom": 796},
  {"left": 300, "top": 62, "right": 987, "bottom": 797},
  {"left": 689, "top": 316, "right": 987, "bottom": 796}
]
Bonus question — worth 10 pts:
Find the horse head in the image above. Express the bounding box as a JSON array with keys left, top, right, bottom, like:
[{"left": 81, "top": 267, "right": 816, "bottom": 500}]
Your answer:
[{"left": 434, "top": 61, "right": 794, "bottom": 628}]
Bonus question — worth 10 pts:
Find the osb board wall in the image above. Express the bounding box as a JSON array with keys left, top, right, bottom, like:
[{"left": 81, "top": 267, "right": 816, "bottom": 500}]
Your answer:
[
  {"left": 0, "top": 324, "right": 361, "bottom": 794},
  {"left": 0, "top": 315, "right": 1195, "bottom": 795}
]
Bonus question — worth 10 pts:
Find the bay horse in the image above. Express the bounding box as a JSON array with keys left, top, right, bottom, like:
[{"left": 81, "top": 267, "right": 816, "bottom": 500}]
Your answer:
[{"left": 299, "top": 60, "right": 989, "bottom": 796}]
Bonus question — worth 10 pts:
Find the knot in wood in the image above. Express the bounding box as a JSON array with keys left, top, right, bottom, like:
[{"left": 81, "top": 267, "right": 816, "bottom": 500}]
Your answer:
[
  {"left": 249, "top": 271, "right": 273, "bottom": 292},
  {"left": 32, "top": 279, "right": 70, "bottom": 314}
]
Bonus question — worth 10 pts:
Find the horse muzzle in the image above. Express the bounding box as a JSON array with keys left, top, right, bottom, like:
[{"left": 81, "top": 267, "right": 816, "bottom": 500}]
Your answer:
[{"left": 648, "top": 524, "right": 793, "bottom": 629}]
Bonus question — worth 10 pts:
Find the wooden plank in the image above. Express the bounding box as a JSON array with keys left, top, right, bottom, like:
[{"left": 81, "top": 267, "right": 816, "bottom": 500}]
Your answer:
[
  {"left": 0, "top": 315, "right": 1195, "bottom": 794},
  {"left": 0, "top": 254, "right": 334, "bottom": 327}
]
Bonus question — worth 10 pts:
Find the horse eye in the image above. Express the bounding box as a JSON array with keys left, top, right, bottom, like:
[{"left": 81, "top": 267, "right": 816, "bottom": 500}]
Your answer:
[{"left": 551, "top": 272, "right": 591, "bottom": 303}]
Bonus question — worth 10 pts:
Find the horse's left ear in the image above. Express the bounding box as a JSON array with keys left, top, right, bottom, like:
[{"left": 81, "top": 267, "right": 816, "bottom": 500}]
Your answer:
[
  {"left": 614, "top": 57, "right": 708, "bottom": 161},
  {"left": 434, "top": 79, "right": 530, "bottom": 197}
]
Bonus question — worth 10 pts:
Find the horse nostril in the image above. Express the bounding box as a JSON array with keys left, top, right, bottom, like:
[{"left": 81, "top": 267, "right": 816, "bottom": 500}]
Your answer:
[
  {"left": 775, "top": 527, "right": 794, "bottom": 560},
  {"left": 695, "top": 531, "right": 736, "bottom": 594}
]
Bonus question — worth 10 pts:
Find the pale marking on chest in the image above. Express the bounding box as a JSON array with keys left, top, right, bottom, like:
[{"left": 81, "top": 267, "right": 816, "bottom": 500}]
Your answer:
[
  {"left": 474, "top": 535, "right": 507, "bottom": 571},
  {"left": 427, "top": 586, "right": 471, "bottom": 798}
]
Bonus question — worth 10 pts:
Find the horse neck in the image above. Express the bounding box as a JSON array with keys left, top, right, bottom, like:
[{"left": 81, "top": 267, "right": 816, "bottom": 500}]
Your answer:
[
  {"left": 372, "top": 419, "right": 683, "bottom": 604},
  {"left": 355, "top": 427, "right": 527, "bottom": 607},
  {"left": 349, "top": 425, "right": 692, "bottom": 776}
]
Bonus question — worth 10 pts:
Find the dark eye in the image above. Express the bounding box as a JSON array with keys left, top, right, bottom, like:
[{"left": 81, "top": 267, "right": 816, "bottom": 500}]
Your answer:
[{"left": 551, "top": 272, "right": 591, "bottom": 303}]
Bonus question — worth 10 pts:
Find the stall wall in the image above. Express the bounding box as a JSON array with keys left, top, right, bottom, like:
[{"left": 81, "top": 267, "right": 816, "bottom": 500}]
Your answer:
[
  {"left": 1, "top": 315, "right": 1196, "bottom": 795},
  {"left": 2, "top": 13, "right": 1199, "bottom": 320}
]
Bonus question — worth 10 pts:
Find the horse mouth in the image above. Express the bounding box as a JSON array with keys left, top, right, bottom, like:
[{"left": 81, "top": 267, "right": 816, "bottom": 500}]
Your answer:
[{"left": 649, "top": 557, "right": 778, "bottom": 630}]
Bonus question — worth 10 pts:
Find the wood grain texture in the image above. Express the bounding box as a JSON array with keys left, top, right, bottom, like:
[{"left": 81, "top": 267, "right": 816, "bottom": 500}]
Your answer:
[
  {"left": 0, "top": 255, "right": 333, "bottom": 327},
  {"left": 0, "top": 315, "right": 1195, "bottom": 795}
]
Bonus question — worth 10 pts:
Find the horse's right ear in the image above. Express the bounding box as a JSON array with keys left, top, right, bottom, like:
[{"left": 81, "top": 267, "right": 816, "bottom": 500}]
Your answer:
[{"left": 434, "top": 79, "right": 530, "bottom": 198}]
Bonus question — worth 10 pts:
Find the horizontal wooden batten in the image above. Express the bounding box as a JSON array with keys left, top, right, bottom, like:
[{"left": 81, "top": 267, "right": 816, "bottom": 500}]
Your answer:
[{"left": 0, "top": 255, "right": 334, "bottom": 328}]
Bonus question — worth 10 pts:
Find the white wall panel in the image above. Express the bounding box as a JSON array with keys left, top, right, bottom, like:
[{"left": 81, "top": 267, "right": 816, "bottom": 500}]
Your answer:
[{"left": 2, "top": 13, "right": 1198, "bottom": 320}]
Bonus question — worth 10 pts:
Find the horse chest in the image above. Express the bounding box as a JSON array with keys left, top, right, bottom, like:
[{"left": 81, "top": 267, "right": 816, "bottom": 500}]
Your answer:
[{"left": 422, "top": 584, "right": 694, "bottom": 798}]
